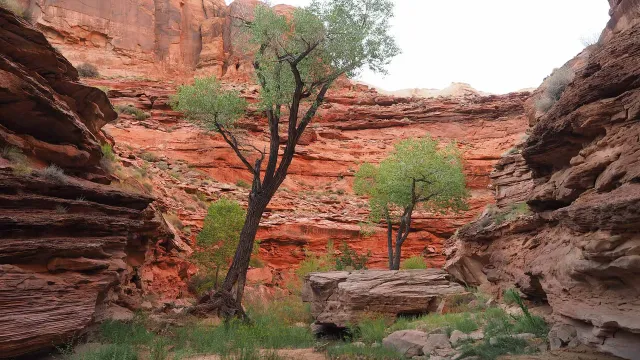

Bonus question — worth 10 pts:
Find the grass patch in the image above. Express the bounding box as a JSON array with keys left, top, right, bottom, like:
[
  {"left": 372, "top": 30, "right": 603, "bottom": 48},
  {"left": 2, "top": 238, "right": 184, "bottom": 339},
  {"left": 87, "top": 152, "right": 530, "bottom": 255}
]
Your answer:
[
  {"left": 0, "top": 0, "right": 30, "bottom": 19},
  {"left": 164, "top": 213, "right": 184, "bottom": 230},
  {"left": 327, "top": 343, "right": 403, "bottom": 360},
  {"left": 400, "top": 256, "right": 427, "bottom": 270},
  {"left": 236, "top": 179, "right": 251, "bottom": 189},
  {"left": 458, "top": 337, "right": 531, "bottom": 360},
  {"left": 70, "top": 344, "right": 138, "bottom": 360},
  {"left": 40, "top": 164, "right": 67, "bottom": 183},
  {"left": 115, "top": 104, "right": 150, "bottom": 120},
  {"left": 140, "top": 151, "right": 160, "bottom": 162},
  {"left": 350, "top": 316, "right": 389, "bottom": 344}
]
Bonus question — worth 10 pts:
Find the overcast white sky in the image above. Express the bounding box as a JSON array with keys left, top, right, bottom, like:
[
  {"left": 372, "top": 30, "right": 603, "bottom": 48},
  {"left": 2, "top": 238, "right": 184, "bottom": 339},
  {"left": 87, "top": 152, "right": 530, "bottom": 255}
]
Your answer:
[{"left": 226, "top": 0, "right": 610, "bottom": 94}]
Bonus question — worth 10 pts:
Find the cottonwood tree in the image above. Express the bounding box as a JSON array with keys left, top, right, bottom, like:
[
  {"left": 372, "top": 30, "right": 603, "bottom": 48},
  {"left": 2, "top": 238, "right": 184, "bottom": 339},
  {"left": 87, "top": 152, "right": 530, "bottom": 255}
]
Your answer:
[
  {"left": 354, "top": 137, "right": 468, "bottom": 270},
  {"left": 192, "top": 199, "right": 246, "bottom": 292},
  {"left": 173, "top": 0, "right": 399, "bottom": 317}
]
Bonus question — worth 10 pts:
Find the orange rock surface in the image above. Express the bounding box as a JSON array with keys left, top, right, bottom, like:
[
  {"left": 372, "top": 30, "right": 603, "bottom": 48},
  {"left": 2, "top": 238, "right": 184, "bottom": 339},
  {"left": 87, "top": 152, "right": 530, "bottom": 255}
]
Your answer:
[{"left": 85, "top": 76, "right": 528, "bottom": 285}]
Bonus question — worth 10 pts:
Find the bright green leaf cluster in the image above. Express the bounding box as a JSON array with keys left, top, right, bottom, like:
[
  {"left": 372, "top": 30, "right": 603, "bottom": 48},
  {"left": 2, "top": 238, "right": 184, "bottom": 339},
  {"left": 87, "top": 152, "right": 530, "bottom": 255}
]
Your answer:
[
  {"left": 172, "top": 77, "right": 247, "bottom": 130},
  {"left": 354, "top": 136, "right": 469, "bottom": 222},
  {"left": 247, "top": 0, "right": 400, "bottom": 110},
  {"left": 192, "top": 199, "right": 246, "bottom": 272}
]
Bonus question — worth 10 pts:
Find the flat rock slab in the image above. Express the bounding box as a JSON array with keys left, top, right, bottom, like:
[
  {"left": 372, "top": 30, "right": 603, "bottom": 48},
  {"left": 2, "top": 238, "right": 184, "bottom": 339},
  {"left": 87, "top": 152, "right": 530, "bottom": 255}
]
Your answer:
[{"left": 302, "top": 269, "right": 466, "bottom": 327}]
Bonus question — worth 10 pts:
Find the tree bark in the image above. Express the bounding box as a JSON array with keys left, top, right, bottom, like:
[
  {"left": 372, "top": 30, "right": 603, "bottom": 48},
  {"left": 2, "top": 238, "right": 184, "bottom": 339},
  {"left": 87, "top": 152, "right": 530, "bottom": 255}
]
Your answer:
[{"left": 220, "top": 194, "right": 269, "bottom": 303}]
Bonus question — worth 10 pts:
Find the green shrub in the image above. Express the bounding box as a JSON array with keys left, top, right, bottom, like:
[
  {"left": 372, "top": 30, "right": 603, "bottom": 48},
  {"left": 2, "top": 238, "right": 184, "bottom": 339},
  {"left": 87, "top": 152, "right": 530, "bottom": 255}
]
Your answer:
[
  {"left": 327, "top": 343, "right": 403, "bottom": 360},
  {"left": 504, "top": 288, "right": 549, "bottom": 337},
  {"left": 458, "top": 337, "right": 530, "bottom": 360},
  {"left": 192, "top": 199, "right": 246, "bottom": 292},
  {"left": 351, "top": 316, "right": 389, "bottom": 344},
  {"left": 335, "top": 242, "right": 370, "bottom": 270},
  {"left": 535, "top": 67, "right": 574, "bottom": 113},
  {"left": 139, "top": 151, "right": 160, "bottom": 162},
  {"left": 0, "top": 0, "right": 28, "bottom": 19},
  {"left": 40, "top": 164, "right": 67, "bottom": 183},
  {"left": 358, "top": 222, "right": 376, "bottom": 237},
  {"left": 115, "top": 104, "right": 150, "bottom": 120},
  {"left": 400, "top": 256, "right": 427, "bottom": 270},
  {"left": 236, "top": 179, "right": 251, "bottom": 189},
  {"left": 451, "top": 314, "right": 479, "bottom": 334},
  {"left": 77, "top": 63, "right": 100, "bottom": 78},
  {"left": 1, "top": 146, "right": 26, "bottom": 163}
]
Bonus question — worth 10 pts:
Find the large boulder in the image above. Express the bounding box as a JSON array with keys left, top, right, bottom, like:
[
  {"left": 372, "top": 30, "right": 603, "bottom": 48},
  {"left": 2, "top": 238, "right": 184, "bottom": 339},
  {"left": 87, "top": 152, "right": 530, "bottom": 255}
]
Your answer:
[
  {"left": 382, "top": 330, "right": 428, "bottom": 358},
  {"left": 302, "top": 270, "right": 466, "bottom": 328}
]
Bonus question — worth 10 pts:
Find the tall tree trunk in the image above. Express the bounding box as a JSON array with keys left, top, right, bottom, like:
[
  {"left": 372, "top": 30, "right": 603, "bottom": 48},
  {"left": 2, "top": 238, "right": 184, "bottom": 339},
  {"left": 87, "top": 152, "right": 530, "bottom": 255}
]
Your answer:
[
  {"left": 220, "top": 194, "right": 268, "bottom": 303},
  {"left": 386, "top": 217, "right": 394, "bottom": 270}
]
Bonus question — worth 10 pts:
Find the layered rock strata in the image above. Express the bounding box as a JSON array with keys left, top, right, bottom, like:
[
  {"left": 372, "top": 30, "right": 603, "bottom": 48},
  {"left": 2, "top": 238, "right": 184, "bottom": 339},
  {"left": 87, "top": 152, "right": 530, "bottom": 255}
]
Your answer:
[
  {"left": 302, "top": 270, "right": 466, "bottom": 328},
  {"left": 445, "top": 5, "right": 640, "bottom": 358},
  {"left": 0, "top": 9, "right": 175, "bottom": 358},
  {"left": 87, "top": 77, "right": 528, "bottom": 277}
]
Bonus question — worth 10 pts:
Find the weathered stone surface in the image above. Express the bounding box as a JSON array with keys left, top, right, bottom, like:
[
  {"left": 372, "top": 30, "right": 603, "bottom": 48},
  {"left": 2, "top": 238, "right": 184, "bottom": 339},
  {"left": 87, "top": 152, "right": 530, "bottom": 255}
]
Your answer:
[
  {"left": 301, "top": 270, "right": 466, "bottom": 328},
  {"left": 0, "top": 7, "right": 116, "bottom": 173},
  {"left": 422, "top": 333, "right": 452, "bottom": 357},
  {"left": 445, "top": 5, "right": 640, "bottom": 359},
  {"left": 382, "top": 330, "right": 428, "bottom": 358},
  {"left": 93, "top": 77, "right": 528, "bottom": 274},
  {"left": 0, "top": 10, "right": 179, "bottom": 358}
]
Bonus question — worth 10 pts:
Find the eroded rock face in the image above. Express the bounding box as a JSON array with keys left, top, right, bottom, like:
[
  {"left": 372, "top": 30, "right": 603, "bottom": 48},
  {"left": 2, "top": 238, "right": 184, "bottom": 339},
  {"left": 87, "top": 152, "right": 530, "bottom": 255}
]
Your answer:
[
  {"left": 445, "top": 7, "right": 640, "bottom": 359},
  {"left": 88, "top": 77, "right": 528, "bottom": 276},
  {"left": 301, "top": 270, "right": 466, "bottom": 328},
  {"left": 0, "top": 9, "right": 174, "bottom": 358},
  {"left": 0, "top": 8, "right": 116, "bottom": 175}
]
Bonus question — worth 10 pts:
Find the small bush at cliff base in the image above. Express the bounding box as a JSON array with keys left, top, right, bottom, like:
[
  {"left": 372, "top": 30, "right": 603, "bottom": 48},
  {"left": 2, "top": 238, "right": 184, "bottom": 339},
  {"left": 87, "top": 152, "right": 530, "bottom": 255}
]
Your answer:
[
  {"left": 335, "top": 242, "right": 371, "bottom": 271},
  {"left": 115, "top": 104, "right": 150, "bottom": 120},
  {"left": 77, "top": 63, "right": 100, "bottom": 78},
  {"left": 400, "top": 256, "right": 428, "bottom": 270},
  {"left": 458, "top": 337, "right": 530, "bottom": 360}
]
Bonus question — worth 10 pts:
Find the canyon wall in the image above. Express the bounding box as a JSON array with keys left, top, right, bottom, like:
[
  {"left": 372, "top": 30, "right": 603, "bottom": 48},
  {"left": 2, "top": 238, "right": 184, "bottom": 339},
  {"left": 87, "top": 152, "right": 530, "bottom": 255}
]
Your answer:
[
  {"left": 86, "top": 76, "right": 528, "bottom": 282},
  {"left": 445, "top": 2, "right": 640, "bottom": 358},
  {"left": 0, "top": 9, "right": 185, "bottom": 358}
]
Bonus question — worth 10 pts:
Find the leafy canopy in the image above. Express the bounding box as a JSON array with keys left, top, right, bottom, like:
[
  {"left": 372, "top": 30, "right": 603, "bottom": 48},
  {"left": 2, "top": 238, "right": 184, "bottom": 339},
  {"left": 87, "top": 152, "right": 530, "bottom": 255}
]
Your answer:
[
  {"left": 172, "top": 77, "right": 247, "bottom": 130},
  {"left": 248, "top": 0, "right": 400, "bottom": 110},
  {"left": 354, "top": 137, "right": 469, "bottom": 221},
  {"left": 193, "top": 199, "right": 246, "bottom": 270}
]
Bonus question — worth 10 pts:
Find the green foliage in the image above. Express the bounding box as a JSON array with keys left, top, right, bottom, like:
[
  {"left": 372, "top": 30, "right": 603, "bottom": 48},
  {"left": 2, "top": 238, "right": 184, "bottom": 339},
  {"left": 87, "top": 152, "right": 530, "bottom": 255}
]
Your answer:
[
  {"left": 245, "top": 292, "right": 312, "bottom": 326},
  {"left": 247, "top": 0, "right": 399, "bottom": 111},
  {"left": 327, "top": 343, "right": 403, "bottom": 360},
  {"left": 40, "top": 164, "right": 67, "bottom": 183},
  {"left": 236, "top": 179, "right": 251, "bottom": 189},
  {"left": 493, "top": 202, "right": 531, "bottom": 225},
  {"left": 358, "top": 222, "right": 376, "bottom": 237},
  {"left": 354, "top": 137, "right": 468, "bottom": 221},
  {"left": 192, "top": 199, "right": 246, "bottom": 290},
  {"left": 535, "top": 66, "right": 574, "bottom": 113},
  {"left": 400, "top": 256, "right": 428, "bottom": 270},
  {"left": 69, "top": 344, "right": 138, "bottom": 360},
  {"left": 504, "top": 288, "right": 549, "bottom": 337},
  {"left": 76, "top": 63, "right": 100, "bottom": 78},
  {"left": 101, "top": 144, "right": 116, "bottom": 162},
  {"left": 172, "top": 76, "right": 247, "bottom": 131},
  {"left": 115, "top": 104, "right": 150, "bottom": 120},
  {"left": 350, "top": 316, "right": 389, "bottom": 344},
  {"left": 139, "top": 151, "right": 159, "bottom": 162},
  {"left": 458, "top": 337, "right": 530, "bottom": 360},
  {"left": 0, "top": 0, "right": 29, "bottom": 20},
  {"left": 335, "top": 242, "right": 370, "bottom": 270},
  {"left": 1, "top": 146, "right": 26, "bottom": 163}
]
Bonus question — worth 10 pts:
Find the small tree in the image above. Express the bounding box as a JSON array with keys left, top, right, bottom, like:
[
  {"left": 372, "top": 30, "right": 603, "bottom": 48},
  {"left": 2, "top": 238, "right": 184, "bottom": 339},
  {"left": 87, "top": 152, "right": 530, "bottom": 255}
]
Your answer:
[
  {"left": 174, "top": 0, "right": 399, "bottom": 317},
  {"left": 192, "top": 199, "right": 246, "bottom": 291},
  {"left": 354, "top": 137, "right": 468, "bottom": 270}
]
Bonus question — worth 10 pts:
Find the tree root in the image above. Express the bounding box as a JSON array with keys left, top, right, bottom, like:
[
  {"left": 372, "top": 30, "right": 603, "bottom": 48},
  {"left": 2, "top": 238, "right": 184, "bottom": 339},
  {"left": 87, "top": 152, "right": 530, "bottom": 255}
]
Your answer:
[{"left": 188, "top": 289, "right": 250, "bottom": 323}]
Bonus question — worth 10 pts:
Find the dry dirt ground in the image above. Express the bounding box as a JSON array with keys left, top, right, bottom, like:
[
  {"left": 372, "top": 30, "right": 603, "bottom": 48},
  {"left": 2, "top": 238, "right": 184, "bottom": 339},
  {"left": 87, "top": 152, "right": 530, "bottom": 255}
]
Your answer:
[{"left": 502, "top": 346, "right": 623, "bottom": 359}]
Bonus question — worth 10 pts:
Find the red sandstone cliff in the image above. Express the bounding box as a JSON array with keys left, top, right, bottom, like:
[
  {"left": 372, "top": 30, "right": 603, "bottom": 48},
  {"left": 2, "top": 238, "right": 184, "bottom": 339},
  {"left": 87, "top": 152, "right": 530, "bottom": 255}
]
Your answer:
[
  {"left": 445, "top": 2, "right": 640, "bottom": 358},
  {"left": 0, "top": 9, "right": 186, "bottom": 358}
]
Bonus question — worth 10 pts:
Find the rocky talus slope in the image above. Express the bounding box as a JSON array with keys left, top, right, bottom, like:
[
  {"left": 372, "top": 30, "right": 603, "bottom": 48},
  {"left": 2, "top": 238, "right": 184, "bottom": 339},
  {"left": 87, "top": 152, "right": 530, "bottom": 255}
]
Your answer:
[
  {"left": 445, "top": 3, "right": 640, "bottom": 358},
  {"left": 0, "top": 9, "right": 182, "bottom": 358}
]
